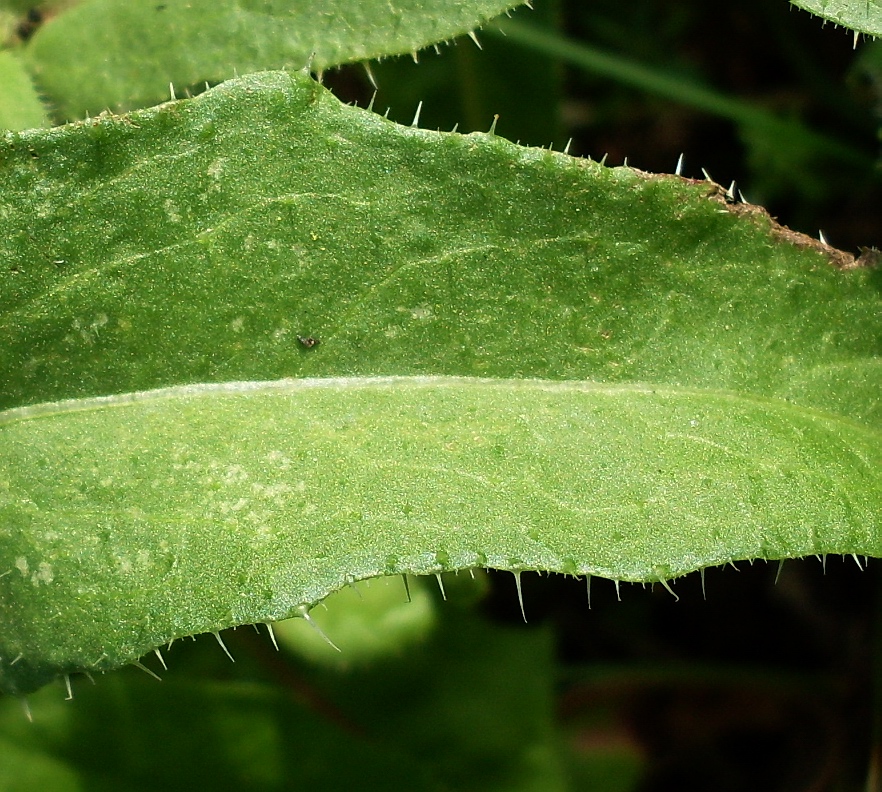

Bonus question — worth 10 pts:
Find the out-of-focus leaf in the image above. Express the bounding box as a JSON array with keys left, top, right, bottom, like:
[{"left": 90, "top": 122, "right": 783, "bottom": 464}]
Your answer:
[
  {"left": 0, "top": 593, "right": 564, "bottom": 791},
  {"left": 23, "top": 0, "right": 525, "bottom": 119},
  {"left": 0, "top": 49, "right": 48, "bottom": 130},
  {"left": 274, "top": 574, "right": 437, "bottom": 667}
]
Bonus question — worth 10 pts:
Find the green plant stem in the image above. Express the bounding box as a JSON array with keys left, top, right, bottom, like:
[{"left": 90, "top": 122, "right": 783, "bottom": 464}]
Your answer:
[{"left": 488, "top": 18, "right": 871, "bottom": 170}]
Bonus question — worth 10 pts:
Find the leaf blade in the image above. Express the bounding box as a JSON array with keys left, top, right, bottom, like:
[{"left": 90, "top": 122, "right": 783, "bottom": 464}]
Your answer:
[
  {"left": 3, "top": 377, "right": 881, "bottom": 694},
  {"left": 1, "top": 69, "right": 880, "bottom": 695},
  {"left": 0, "top": 49, "right": 49, "bottom": 131}
]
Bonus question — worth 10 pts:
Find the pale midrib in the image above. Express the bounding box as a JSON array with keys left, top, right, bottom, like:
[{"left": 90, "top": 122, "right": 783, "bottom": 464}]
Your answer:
[{"left": 1, "top": 375, "right": 880, "bottom": 447}]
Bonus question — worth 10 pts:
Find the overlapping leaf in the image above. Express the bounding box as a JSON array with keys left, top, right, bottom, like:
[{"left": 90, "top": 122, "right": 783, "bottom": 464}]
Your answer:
[{"left": 18, "top": 0, "right": 523, "bottom": 120}]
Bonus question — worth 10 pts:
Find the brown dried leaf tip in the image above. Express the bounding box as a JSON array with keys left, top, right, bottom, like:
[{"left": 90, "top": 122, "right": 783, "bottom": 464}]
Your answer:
[{"left": 855, "top": 247, "right": 882, "bottom": 269}]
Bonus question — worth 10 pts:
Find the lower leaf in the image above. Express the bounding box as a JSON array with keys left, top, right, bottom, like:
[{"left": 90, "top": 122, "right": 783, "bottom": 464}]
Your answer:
[{"left": 2, "top": 376, "right": 880, "bottom": 695}]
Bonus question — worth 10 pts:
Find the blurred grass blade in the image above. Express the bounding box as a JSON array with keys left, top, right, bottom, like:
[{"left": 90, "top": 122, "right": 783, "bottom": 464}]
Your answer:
[{"left": 487, "top": 17, "right": 871, "bottom": 170}]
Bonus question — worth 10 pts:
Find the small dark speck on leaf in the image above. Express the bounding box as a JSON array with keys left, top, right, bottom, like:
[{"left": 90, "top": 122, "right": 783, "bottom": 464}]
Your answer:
[{"left": 297, "top": 336, "right": 320, "bottom": 349}]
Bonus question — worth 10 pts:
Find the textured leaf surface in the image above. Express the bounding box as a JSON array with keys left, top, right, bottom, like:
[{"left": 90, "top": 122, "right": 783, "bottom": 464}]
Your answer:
[
  {"left": 791, "top": 0, "right": 882, "bottom": 36},
  {"left": 1, "top": 70, "right": 880, "bottom": 695},
  {"left": 23, "top": 0, "right": 522, "bottom": 120}
]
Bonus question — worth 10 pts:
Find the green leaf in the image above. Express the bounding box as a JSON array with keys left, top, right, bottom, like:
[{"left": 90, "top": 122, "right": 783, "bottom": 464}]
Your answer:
[
  {"left": 0, "top": 49, "right": 49, "bottom": 131},
  {"left": 790, "top": 0, "right": 882, "bottom": 37},
  {"left": 0, "top": 2, "right": 45, "bottom": 12},
  {"left": 1, "top": 69, "right": 880, "bottom": 695},
  {"left": 23, "top": 0, "right": 524, "bottom": 120},
  {"left": 0, "top": 739, "right": 82, "bottom": 792}
]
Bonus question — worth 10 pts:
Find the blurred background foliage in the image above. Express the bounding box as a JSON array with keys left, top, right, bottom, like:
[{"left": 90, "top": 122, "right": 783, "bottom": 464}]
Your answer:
[{"left": 2, "top": 0, "right": 881, "bottom": 789}]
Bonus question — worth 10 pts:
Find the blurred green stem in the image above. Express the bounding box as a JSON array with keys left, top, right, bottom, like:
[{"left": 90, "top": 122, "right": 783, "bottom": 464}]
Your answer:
[
  {"left": 488, "top": 18, "right": 871, "bottom": 170},
  {"left": 454, "top": 42, "right": 487, "bottom": 135}
]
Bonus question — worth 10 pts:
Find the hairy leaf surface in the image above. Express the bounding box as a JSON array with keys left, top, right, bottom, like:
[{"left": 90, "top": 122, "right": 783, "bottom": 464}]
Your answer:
[{"left": 1, "top": 70, "right": 880, "bottom": 695}]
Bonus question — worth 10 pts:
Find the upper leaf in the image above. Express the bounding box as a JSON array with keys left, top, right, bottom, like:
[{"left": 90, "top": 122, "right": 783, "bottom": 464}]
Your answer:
[{"left": 22, "top": 0, "right": 523, "bottom": 120}]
